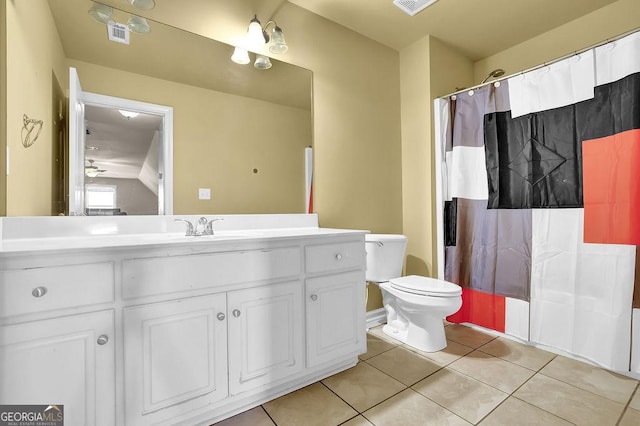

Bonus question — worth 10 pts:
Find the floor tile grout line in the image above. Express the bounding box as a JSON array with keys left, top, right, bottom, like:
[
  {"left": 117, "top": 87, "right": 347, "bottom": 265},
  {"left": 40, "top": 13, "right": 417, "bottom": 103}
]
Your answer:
[
  {"left": 362, "top": 353, "right": 447, "bottom": 389},
  {"left": 536, "top": 369, "right": 636, "bottom": 406},
  {"left": 258, "top": 404, "right": 278, "bottom": 426},
  {"left": 507, "top": 395, "right": 579, "bottom": 426},
  {"left": 614, "top": 380, "right": 640, "bottom": 426}
]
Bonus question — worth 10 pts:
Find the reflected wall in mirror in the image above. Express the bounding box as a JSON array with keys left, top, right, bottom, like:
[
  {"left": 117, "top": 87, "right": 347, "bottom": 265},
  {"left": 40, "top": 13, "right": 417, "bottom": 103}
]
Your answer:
[{"left": 3, "top": 0, "right": 312, "bottom": 216}]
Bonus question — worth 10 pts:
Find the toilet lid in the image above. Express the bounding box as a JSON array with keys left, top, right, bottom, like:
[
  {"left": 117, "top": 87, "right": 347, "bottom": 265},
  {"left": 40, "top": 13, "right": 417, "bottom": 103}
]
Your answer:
[{"left": 389, "top": 275, "right": 462, "bottom": 297}]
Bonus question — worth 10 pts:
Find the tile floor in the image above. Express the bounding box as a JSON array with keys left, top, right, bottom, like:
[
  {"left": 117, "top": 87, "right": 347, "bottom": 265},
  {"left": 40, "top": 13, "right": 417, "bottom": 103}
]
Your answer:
[{"left": 215, "top": 323, "right": 640, "bottom": 425}]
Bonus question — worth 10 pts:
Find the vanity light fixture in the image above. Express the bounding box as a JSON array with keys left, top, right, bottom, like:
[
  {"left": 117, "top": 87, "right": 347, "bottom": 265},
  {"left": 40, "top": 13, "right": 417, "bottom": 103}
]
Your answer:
[
  {"left": 88, "top": 2, "right": 113, "bottom": 24},
  {"left": 127, "top": 15, "right": 151, "bottom": 33},
  {"left": 129, "top": 0, "right": 155, "bottom": 10},
  {"left": 118, "top": 109, "right": 139, "bottom": 119},
  {"left": 253, "top": 17, "right": 289, "bottom": 54},
  {"left": 231, "top": 15, "right": 289, "bottom": 67},
  {"left": 231, "top": 47, "right": 251, "bottom": 65},
  {"left": 254, "top": 55, "right": 272, "bottom": 70}
]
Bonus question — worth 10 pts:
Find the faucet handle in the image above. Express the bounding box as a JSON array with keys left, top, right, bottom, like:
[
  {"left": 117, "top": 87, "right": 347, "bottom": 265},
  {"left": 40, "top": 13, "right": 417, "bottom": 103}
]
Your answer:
[
  {"left": 204, "top": 218, "right": 224, "bottom": 235},
  {"left": 174, "top": 218, "right": 195, "bottom": 236}
]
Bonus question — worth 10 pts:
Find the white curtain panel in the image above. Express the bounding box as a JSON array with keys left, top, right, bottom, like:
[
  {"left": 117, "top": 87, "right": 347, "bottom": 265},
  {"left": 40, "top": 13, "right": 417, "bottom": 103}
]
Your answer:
[
  {"left": 530, "top": 209, "right": 635, "bottom": 371},
  {"left": 508, "top": 50, "right": 595, "bottom": 118},
  {"left": 505, "top": 297, "right": 530, "bottom": 341},
  {"left": 595, "top": 30, "right": 640, "bottom": 85},
  {"left": 450, "top": 146, "right": 489, "bottom": 200}
]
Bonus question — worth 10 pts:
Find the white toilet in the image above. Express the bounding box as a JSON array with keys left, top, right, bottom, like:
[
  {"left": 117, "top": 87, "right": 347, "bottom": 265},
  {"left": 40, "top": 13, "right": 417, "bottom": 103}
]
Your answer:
[{"left": 366, "top": 234, "right": 462, "bottom": 352}]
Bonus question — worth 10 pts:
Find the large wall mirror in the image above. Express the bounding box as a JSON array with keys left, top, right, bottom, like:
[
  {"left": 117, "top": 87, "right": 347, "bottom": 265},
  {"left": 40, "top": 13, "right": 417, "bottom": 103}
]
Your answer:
[{"left": 7, "top": 0, "right": 313, "bottom": 216}]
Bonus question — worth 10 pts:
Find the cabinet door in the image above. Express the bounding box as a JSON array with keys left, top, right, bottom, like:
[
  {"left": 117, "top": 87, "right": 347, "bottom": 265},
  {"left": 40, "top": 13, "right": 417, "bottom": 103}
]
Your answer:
[
  {"left": 123, "top": 294, "right": 227, "bottom": 425},
  {"left": 228, "top": 281, "right": 303, "bottom": 395},
  {"left": 0, "top": 310, "right": 115, "bottom": 426},
  {"left": 306, "top": 271, "right": 366, "bottom": 367}
]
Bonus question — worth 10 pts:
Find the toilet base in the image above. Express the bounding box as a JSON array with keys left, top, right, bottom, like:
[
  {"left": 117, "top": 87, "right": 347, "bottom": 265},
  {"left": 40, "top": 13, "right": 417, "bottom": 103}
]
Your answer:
[{"left": 382, "top": 314, "right": 447, "bottom": 352}]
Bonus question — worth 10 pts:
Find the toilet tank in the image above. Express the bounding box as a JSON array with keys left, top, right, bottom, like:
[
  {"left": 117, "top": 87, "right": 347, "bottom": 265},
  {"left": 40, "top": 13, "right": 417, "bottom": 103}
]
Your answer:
[{"left": 365, "top": 234, "right": 408, "bottom": 282}]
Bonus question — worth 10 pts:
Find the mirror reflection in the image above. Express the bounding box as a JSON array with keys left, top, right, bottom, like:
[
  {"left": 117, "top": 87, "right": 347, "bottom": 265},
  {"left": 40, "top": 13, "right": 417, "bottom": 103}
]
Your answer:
[
  {"left": 5, "top": 0, "right": 313, "bottom": 216},
  {"left": 84, "top": 104, "right": 162, "bottom": 215}
]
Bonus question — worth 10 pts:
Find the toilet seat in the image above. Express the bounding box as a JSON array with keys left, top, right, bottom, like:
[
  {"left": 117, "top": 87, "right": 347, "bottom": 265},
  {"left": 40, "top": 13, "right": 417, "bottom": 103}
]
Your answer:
[{"left": 389, "top": 275, "right": 462, "bottom": 297}]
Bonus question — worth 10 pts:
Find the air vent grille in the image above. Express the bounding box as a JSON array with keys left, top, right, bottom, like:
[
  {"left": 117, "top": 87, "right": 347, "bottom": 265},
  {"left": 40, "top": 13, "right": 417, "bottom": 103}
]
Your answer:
[{"left": 393, "top": 0, "right": 439, "bottom": 16}]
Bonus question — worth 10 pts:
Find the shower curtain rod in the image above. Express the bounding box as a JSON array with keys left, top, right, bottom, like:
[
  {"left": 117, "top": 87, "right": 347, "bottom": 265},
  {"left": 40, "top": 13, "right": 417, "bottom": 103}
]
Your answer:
[{"left": 441, "top": 26, "right": 640, "bottom": 99}]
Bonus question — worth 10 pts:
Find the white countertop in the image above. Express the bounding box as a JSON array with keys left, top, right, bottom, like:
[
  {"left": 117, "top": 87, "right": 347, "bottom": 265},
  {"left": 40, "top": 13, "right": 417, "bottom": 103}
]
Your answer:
[{"left": 0, "top": 215, "right": 366, "bottom": 254}]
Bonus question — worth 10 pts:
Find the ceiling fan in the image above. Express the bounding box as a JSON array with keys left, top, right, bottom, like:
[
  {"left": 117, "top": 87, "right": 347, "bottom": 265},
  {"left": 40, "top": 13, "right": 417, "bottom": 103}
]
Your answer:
[{"left": 85, "top": 159, "right": 107, "bottom": 177}]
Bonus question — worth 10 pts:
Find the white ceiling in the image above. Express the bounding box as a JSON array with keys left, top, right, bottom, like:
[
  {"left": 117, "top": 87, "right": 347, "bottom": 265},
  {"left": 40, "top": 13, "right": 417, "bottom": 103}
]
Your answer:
[{"left": 288, "top": 0, "right": 620, "bottom": 59}]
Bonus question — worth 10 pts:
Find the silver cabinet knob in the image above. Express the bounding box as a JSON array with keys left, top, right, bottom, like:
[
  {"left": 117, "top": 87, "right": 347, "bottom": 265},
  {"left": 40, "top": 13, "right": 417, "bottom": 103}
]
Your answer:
[
  {"left": 310, "top": 294, "right": 318, "bottom": 301},
  {"left": 217, "top": 312, "right": 226, "bottom": 321},
  {"left": 335, "top": 254, "right": 343, "bottom": 260},
  {"left": 32, "top": 287, "right": 48, "bottom": 298},
  {"left": 97, "top": 335, "right": 109, "bottom": 345},
  {"left": 232, "top": 309, "right": 241, "bottom": 318}
]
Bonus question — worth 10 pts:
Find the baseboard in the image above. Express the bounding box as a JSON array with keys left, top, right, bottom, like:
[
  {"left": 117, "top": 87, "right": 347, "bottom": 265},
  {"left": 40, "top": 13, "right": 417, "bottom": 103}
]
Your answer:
[{"left": 366, "top": 308, "right": 386, "bottom": 329}]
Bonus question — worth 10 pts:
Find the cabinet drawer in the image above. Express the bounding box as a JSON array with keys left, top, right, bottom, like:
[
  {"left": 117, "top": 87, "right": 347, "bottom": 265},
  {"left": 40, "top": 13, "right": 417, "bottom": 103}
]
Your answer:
[
  {"left": 0, "top": 262, "right": 114, "bottom": 318},
  {"left": 305, "top": 241, "right": 365, "bottom": 274},
  {"left": 122, "top": 247, "right": 302, "bottom": 299}
]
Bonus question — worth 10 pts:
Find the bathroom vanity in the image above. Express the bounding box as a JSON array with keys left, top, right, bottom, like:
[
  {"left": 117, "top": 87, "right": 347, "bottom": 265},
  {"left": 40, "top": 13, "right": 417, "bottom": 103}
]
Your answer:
[{"left": 0, "top": 214, "right": 367, "bottom": 425}]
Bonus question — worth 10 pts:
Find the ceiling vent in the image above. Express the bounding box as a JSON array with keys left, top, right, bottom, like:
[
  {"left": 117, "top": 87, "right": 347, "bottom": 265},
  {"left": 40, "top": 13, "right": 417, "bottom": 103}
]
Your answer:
[{"left": 393, "top": 0, "right": 439, "bottom": 16}]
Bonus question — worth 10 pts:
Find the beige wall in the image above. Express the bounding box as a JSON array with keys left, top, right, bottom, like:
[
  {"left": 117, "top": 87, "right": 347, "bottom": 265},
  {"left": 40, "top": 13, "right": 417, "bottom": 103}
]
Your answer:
[
  {"left": 0, "top": 0, "right": 6, "bottom": 215},
  {"left": 5, "top": 0, "right": 66, "bottom": 216},
  {"left": 399, "top": 36, "right": 473, "bottom": 279},
  {"left": 70, "top": 60, "right": 311, "bottom": 215},
  {"left": 275, "top": 4, "right": 403, "bottom": 232},
  {"left": 88, "top": 177, "right": 158, "bottom": 215},
  {"left": 475, "top": 0, "right": 640, "bottom": 82}
]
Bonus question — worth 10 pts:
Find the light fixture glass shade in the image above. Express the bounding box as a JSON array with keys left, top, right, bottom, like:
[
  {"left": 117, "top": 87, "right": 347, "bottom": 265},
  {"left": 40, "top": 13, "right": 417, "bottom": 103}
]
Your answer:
[
  {"left": 269, "top": 26, "right": 288, "bottom": 54},
  {"left": 119, "top": 109, "right": 140, "bottom": 119},
  {"left": 127, "top": 15, "right": 151, "bottom": 33},
  {"left": 247, "top": 16, "right": 266, "bottom": 45},
  {"left": 88, "top": 3, "right": 113, "bottom": 24},
  {"left": 129, "top": 0, "right": 155, "bottom": 10},
  {"left": 85, "top": 168, "right": 99, "bottom": 178},
  {"left": 254, "top": 55, "right": 272, "bottom": 70},
  {"left": 231, "top": 47, "right": 250, "bottom": 65}
]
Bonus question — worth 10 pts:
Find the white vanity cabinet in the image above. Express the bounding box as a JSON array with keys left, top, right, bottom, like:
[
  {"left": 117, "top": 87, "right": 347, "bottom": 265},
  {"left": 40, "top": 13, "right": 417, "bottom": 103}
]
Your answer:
[
  {"left": 0, "top": 261, "right": 116, "bottom": 426},
  {"left": 304, "top": 242, "right": 366, "bottom": 367},
  {"left": 227, "top": 281, "right": 304, "bottom": 396},
  {"left": 123, "top": 294, "right": 228, "bottom": 425},
  {"left": 0, "top": 220, "right": 366, "bottom": 426}
]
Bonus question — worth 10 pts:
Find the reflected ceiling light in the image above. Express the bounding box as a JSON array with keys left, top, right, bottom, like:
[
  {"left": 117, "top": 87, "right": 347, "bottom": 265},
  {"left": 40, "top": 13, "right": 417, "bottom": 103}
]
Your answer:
[
  {"left": 128, "top": 15, "right": 151, "bottom": 33},
  {"left": 88, "top": 2, "right": 113, "bottom": 24},
  {"left": 243, "top": 15, "right": 289, "bottom": 53},
  {"left": 129, "top": 0, "right": 155, "bottom": 10},
  {"left": 85, "top": 160, "right": 106, "bottom": 177},
  {"left": 119, "top": 109, "right": 139, "bottom": 119},
  {"left": 254, "top": 55, "right": 272, "bottom": 70},
  {"left": 268, "top": 25, "right": 288, "bottom": 54},
  {"left": 231, "top": 47, "right": 250, "bottom": 65}
]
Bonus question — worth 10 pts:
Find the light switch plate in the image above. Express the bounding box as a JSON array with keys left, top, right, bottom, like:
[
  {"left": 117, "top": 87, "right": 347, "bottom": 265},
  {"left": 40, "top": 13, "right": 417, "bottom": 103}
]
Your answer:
[{"left": 198, "top": 188, "right": 211, "bottom": 200}]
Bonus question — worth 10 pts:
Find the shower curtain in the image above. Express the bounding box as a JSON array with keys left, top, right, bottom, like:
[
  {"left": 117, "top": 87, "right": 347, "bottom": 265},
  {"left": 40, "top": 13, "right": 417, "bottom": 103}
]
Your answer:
[{"left": 435, "top": 31, "right": 640, "bottom": 371}]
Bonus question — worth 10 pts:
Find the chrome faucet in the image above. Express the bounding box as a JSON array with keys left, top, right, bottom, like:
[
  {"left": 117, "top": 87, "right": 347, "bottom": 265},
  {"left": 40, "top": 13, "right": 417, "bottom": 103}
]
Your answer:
[
  {"left": 203, "top": 218, "right": 224, "bottom": 235},
  {"left": 174, "top": 218, "right": 195, "bottom": 236},
  {"left": 174, "top": 217, "right": 224, "bottom": 236}
]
